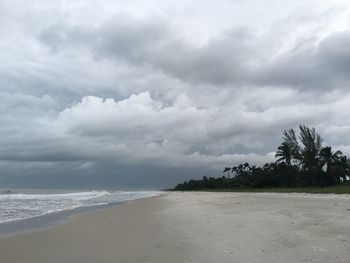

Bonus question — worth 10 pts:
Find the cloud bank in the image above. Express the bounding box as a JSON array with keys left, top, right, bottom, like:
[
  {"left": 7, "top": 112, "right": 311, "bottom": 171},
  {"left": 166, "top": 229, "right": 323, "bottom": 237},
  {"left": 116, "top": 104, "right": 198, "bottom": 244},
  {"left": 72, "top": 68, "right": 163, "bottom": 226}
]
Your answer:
[{"left": 1, "top": 0, "right": 350, "bottom": 187}]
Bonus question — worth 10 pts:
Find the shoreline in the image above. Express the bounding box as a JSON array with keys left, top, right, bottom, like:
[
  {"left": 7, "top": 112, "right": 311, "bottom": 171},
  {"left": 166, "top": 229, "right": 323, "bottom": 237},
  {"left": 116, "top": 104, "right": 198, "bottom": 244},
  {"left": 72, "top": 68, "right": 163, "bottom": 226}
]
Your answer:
[
  {"left": 2, "top": 190, "right": 349, "bottom": 238},
  {"left": 0, "top": 194, "right": 163, "bottom": 238},
  {"left": 0, "top": 192, "right": 349, "bottom": 262},
  {"left": 0, "top": 201, "right": 116, "bottom": 238},
  {"left": 0, "top": 189, "right": 163, "bottom": 238},
  {"left": 0, "top": 193, "right": 182, "bottom": 263}
]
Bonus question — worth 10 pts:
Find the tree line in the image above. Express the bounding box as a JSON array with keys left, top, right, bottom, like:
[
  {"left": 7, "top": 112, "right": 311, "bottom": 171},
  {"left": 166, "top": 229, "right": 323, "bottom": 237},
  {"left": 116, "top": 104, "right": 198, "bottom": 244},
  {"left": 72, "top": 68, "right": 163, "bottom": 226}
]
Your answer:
[{"left": 173, "top": 125, "right": 350, "bottom": 191}]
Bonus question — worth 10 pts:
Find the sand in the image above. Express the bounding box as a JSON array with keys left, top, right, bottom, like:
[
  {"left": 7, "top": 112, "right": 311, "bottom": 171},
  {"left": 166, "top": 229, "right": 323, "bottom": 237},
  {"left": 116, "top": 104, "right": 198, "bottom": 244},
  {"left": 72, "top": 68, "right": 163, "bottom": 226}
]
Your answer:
[{"left": 0, "top": 192, "right": 349, "bottom": 263}]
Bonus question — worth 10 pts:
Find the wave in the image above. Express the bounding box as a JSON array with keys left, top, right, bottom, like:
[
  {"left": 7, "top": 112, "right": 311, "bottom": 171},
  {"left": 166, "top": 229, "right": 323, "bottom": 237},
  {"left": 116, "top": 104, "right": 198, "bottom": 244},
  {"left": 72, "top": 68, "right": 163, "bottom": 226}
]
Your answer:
[
  {"left": 0, "top": 190, "right": 162, "bottom": 224},
  {"left": 0, "top": 191, "right": 110, "bottom": 201}
]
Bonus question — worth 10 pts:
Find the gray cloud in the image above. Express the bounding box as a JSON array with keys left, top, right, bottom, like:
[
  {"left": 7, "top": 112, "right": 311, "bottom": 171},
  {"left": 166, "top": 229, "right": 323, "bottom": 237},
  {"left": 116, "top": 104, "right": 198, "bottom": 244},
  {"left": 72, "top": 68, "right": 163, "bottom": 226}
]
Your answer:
[
  {"left": 39, "top": 18, "right": 258, "bottom": 86},
  {"left": 258, "top": 31, "right": 350, "bottom": 90},
  {"left": 38, "top": 14, "right": 350, "bottom": 92},
  {"left": 1, "top": 0, "right": 350, "bottom": 188}
]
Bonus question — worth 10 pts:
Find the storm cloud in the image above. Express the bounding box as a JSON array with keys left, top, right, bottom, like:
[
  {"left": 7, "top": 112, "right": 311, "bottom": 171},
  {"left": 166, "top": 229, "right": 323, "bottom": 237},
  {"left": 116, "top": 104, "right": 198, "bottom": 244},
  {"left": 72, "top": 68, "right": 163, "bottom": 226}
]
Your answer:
[{"left": 1, "top": 0, "right": 350, "bottom": 188}]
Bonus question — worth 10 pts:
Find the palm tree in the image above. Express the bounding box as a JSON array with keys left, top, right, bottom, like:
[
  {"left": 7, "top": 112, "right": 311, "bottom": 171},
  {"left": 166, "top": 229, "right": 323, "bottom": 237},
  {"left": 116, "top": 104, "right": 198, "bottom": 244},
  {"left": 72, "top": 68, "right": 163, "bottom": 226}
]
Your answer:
[
  {"left": 338, "top": 155, "right": 350, "bottom": 171},
  {"left": 298, "top": 125, "right": 323, "bottom": 170},
  {"left": 243, "top": 162, "right": 250, "bottom": 172},
  {"left": 338, "top": 156, "right": 350, "bottom": 181},
  {"left": 319, "top": 146, "right": 343, "bottom": 183},
  {"left": 231, "top": 166, "right": 238, "bottom": 177},
  {"left": 282, "top": 128, "right": 301, "bottom": 161},
  {"left": 319, "top": 146, "right": 342, "bottom": 171},
  {"left": 278, "top": 125, "right": 324, "bottom": 185},
  {"left": 223, "top": 167, "right": 231, "bottom": 178},
  {"left": 263, "top": 163, "right": 270, "bottom": 171},
  {"left": 275, "top": 142, "right": 292, "bottom": 166},
  {"left": 237, "top": 163, "right": 244, "bottom": 174}
]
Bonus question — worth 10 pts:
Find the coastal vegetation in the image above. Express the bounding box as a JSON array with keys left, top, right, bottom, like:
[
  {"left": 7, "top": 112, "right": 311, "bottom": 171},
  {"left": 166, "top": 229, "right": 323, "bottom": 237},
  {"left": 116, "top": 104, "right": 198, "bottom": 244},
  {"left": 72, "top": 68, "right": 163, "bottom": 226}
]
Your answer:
[{"left": 173, "top": 125, "right": 350, "bottom": 193}]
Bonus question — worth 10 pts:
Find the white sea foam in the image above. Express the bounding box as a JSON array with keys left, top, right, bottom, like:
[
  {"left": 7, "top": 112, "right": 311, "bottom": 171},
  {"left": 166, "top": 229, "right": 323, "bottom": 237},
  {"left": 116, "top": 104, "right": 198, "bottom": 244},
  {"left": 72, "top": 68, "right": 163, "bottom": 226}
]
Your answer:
[{"left": 0, "top": 190, "right": 162, "bottom": 224}]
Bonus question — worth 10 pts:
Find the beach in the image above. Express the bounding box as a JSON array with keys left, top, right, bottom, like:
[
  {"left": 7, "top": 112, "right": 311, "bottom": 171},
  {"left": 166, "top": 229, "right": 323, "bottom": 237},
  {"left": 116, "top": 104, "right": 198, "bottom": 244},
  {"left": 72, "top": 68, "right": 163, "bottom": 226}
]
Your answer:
[{"left": 0, "top": 192, "right": 349, "bottom": 263}]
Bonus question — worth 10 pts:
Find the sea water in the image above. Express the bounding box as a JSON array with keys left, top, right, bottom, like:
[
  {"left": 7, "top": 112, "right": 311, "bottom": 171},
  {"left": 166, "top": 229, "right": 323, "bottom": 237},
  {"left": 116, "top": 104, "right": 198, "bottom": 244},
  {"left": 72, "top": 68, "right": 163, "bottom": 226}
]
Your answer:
[{"left": 0, "top": 189, "right": 162, "bottom": 224}]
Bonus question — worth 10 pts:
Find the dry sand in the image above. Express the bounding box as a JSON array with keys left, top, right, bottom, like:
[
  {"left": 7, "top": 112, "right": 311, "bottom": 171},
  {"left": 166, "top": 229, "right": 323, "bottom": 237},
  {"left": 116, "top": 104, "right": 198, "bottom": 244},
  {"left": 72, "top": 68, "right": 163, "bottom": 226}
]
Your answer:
[{"left": 0, "top": 192, "right": 349, "bottom": 263}]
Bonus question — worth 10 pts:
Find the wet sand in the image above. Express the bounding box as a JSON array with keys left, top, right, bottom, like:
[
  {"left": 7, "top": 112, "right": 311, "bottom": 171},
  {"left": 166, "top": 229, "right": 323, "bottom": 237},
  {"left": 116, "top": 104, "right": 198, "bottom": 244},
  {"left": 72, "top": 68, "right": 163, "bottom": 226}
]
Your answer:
[{"left": 0, "top": 192, "right": 349, "bottom": 263}]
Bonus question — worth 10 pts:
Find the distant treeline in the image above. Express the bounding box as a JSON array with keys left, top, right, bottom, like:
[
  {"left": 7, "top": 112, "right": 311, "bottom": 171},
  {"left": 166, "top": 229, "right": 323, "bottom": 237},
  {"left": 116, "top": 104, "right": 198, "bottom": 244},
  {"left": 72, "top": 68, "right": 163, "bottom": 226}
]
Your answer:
[{"left": 173, "top": 125, "right": 350, "bottom": 191}]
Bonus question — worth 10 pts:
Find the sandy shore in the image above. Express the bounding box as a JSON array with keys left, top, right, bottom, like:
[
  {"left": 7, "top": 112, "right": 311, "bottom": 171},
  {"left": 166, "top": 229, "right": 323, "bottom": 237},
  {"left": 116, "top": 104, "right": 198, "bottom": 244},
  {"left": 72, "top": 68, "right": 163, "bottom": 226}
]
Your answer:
[{"left": 0, "top": 192, "right": 350, "bottom": 263}]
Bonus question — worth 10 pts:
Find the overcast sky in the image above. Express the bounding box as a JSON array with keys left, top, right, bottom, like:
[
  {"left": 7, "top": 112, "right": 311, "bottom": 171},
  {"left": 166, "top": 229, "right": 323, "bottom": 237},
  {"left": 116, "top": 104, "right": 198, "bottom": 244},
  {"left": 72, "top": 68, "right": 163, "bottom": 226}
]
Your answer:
[{"left": 1, "top": 0, "right": 350, "bottom": 188}]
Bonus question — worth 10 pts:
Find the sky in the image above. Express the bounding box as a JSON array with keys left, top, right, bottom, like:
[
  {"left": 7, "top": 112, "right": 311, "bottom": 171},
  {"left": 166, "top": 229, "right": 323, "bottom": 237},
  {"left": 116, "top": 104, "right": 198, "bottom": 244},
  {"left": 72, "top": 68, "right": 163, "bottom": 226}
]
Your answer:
[{"left": 1, "top": 0, "right": 350, "bottom": 188}]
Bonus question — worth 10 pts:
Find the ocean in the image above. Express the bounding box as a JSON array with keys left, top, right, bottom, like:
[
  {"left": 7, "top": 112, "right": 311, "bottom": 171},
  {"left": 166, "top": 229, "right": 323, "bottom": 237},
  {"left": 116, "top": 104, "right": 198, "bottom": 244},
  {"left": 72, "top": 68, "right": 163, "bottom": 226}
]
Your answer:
[{"left": 0, "top": 189, "right": 162, "bottom": 224}]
